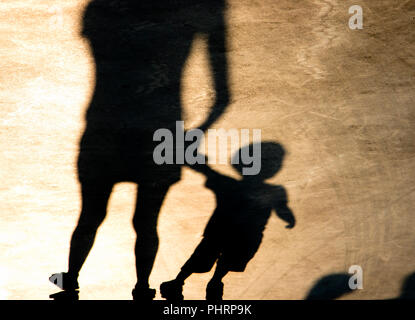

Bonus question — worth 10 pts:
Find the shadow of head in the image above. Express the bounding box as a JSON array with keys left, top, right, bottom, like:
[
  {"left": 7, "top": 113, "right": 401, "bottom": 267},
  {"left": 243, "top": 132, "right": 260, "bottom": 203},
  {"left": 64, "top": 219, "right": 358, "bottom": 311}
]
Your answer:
[
  {"left": 305, "top": 273, "right": 353, "bottom": 300},
  {"left": 231, "top": 142, "right": 285, "bottom": 180}
]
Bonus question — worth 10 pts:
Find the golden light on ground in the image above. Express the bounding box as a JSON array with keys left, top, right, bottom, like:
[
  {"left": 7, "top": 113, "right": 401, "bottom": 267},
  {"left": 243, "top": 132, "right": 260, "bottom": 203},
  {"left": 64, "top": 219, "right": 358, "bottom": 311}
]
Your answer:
[{"left": 1, "top": 0, "right": 414, "bottom": 300}]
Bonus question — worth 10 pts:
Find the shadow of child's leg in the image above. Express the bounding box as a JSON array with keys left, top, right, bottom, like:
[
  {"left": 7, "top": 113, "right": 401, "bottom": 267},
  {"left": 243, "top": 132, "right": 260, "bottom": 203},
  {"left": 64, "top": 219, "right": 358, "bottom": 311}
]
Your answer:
[{"left": 206, "top": 261, "right": 228, "bottom": 301}]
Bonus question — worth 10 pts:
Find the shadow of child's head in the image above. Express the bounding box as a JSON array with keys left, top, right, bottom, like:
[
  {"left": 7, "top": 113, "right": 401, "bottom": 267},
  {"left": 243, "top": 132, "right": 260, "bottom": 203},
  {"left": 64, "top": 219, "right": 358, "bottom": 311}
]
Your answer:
[{"left": 231, "top": 142, "right": 285, "bottom": 181}]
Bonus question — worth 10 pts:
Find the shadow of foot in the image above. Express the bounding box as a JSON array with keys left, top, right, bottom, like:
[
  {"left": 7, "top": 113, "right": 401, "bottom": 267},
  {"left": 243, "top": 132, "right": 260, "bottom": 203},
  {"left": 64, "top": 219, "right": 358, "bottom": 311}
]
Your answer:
[
  {"left": 132, "top": 287, "right": 156, "bottom": 301},
  {"left": 49, "top": 290, "right": 79, "bottom": 301},
  {"left": 160, "top": 279, "right": 184, "bottom": 302}
]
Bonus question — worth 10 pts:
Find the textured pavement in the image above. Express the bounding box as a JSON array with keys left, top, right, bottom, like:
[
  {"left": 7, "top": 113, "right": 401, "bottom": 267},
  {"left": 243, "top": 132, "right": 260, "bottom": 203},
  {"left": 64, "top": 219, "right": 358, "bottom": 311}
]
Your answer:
[{"left": 0, "top": 0, "right": 414, "bottom": 299}]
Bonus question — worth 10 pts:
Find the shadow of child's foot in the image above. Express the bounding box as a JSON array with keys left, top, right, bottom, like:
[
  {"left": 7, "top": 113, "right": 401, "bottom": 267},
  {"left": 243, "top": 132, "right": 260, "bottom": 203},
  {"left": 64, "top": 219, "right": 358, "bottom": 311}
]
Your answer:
[
  {"left": 160, "top": 280, "right": 184, "bottom": 302},
  {"left": 206, "top": 281, "right": 224, "bottom": 301},
  {"left": 49, "top": 290, "right": 79, "bottom": 301}
]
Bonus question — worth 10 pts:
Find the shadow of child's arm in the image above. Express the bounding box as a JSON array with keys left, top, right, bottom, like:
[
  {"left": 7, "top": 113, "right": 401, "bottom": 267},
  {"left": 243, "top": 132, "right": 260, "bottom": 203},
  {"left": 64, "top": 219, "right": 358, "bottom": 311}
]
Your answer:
[
  {"left": 184, "top": 153, "right": 219, "bottom": 180},
  {"left": 274, "top": 188, "right": 296, "bottom": 229}
]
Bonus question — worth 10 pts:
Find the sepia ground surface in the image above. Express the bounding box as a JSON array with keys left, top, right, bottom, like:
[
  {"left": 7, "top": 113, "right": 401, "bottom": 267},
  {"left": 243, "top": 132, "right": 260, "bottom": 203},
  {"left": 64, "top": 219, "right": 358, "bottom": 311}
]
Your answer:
[{"left": 0, "top": 0, "right": 414, "bottom": 299}]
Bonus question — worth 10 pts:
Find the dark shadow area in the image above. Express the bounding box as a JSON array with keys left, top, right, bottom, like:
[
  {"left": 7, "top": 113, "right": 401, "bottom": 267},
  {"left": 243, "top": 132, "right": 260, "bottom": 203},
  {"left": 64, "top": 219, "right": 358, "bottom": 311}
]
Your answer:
[
  {"left": 397, "top": 272, "right": 415, "bottom": 300},
  {"left": 305, "top": 273, "right": 353, "bottom": 300},
  {"left": 49, "top": 290, "right": 79, "bottom": 301},
  {"left": 305, "top": 271, "right": 415, "bottom": 300},
  {"left": 160, "top": 142, "right": 296, "bottom": 301},
  {"left": 50, "top": 0, "right": 230, "bottom": 300}
]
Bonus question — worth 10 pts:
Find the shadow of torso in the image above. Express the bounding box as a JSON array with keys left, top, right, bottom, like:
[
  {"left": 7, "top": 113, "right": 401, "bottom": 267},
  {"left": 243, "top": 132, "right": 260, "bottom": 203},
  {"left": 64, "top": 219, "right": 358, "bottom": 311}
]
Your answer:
[
  {"left": 203, "top": 174, "right": 287, "bottom": 272},
  {"left": 78, "top": 0, "right": 225, "bottom": 184}
]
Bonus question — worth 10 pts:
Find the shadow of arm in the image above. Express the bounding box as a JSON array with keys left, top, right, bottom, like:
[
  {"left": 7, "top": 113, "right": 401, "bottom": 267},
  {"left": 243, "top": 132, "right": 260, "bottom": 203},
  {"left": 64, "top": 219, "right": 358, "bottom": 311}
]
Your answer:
[
  {"left": 274, "top": 188, "right": 296, "bottom": 229},
  {"left": 199, "top": 11, "right": 230, "bottom": 132}
]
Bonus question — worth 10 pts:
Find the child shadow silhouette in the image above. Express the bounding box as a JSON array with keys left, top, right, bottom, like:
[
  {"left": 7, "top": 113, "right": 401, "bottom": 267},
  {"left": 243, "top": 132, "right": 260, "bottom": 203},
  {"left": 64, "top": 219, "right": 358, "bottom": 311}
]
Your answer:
[{"left": 160, "top": 142, "right": 296, "bottom": 301}]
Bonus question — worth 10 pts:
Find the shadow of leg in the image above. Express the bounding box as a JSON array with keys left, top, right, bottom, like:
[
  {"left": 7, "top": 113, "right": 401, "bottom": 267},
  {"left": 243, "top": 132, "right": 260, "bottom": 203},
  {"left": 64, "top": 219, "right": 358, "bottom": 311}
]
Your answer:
[
  {"left": 67, "top": 182, "right": 113, "bottom": 278},
  {"left": 132, "top": 183, "right": 171, "bottom": 300},
  {"left": 49, "top": 182, "right": 113, "bottom": 298}
]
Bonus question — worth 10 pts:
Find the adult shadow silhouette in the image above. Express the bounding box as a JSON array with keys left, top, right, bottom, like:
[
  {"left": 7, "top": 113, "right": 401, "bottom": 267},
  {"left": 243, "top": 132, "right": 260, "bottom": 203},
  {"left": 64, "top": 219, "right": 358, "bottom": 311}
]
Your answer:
[
  {"left": 50, "top": 0, "right": 230, "bottom": 300},
  {"left": 305, "top": 271, "right": 415, "bottom": 300},
  {"left": 160, "top": 142, "right": 296, "bottom": 301}
]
